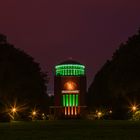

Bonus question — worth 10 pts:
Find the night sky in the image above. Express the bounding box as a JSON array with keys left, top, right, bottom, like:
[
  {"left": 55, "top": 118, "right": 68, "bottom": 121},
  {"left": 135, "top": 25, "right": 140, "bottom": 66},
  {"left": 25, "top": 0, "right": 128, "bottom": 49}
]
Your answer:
[{"left": 0, "top": 0, "right": 140, "bottom": 94}]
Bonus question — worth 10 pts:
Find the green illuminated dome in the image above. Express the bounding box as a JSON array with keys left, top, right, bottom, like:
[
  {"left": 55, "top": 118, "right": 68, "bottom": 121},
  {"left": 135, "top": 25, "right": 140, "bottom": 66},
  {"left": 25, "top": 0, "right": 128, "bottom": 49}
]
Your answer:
[{"left": 55, "top": 60, "right": 85, "bottom": 76}]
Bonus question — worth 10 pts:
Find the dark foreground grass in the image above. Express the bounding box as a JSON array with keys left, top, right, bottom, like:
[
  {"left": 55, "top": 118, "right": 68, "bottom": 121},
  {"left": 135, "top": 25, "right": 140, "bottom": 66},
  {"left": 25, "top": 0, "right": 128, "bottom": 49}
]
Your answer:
[{"left": 0, "top": 120, "right": 140, "bottom": 140}]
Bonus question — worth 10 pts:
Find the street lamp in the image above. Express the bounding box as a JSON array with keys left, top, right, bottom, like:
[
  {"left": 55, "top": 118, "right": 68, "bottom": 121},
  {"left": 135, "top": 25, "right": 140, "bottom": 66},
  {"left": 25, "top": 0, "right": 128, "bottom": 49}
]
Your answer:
[
  {"left": 10, "top": 107, "right": 17, "bottom": 120},
  {"left": 31, "top": 109, "right": 38, "bottom": 120},
  {"left": 32, "top": 111, "right": 37, "bottom": 116},
  {"left": 131, "top": 105, "right": 137, "bottom": 112},
  {"left": 97, "top": 111, "right": 102, "bottom": 119},
  {"left": 12, "top": 107, "right": 17, "bottom": 113}
]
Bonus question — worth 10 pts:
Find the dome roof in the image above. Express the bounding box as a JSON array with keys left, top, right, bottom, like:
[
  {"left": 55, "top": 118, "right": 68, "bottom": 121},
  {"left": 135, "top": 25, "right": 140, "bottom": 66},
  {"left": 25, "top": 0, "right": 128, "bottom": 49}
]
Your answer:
[
  {"left": 58, "top": 59, "right": 82, "bottom": 65},
  {"left": 55, "top": 59, "right": 85, "bottom": 76}
]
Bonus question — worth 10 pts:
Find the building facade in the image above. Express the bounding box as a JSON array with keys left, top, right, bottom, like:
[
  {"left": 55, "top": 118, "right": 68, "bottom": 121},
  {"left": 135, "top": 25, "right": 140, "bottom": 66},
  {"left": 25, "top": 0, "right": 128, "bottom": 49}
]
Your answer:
[{"left": 53, "top": 60, "right": 87, "bottom": 118}]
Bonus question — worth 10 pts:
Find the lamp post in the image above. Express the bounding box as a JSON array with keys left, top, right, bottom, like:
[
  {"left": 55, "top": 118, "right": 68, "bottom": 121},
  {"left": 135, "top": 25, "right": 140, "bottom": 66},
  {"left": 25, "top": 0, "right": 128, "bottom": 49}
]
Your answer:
[
  {"left": 11, "top": 107, "right": 17, "bottom": 120},
  {"left": 31, "top": 110, "right": 37, "bottom": 120},
  {"left": 97, "top": 111, "right": 102, "bottom": 119},
  {"left": 131, "top": 106, "right": 137, "bottom": 112}
]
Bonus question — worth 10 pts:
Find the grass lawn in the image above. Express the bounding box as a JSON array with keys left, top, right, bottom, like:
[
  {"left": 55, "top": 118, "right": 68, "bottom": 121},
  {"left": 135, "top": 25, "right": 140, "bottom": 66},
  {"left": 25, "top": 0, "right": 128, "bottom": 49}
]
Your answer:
[{"left": 0, "top": 120, "right": 140, "bottom": 140}]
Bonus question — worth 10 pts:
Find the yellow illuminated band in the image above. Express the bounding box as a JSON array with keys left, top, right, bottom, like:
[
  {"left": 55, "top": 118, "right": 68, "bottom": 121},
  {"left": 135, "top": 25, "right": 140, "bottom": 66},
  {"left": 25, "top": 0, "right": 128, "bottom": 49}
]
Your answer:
[{"left": 62, "top": 90, "right": 79, "bottom": 93}]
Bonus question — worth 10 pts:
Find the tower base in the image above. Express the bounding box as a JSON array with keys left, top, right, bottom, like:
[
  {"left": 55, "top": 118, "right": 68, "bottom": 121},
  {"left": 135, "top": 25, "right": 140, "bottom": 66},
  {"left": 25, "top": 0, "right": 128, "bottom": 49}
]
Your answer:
[{"left": 49, "top": 106, "right": 87, "bottom": 119}]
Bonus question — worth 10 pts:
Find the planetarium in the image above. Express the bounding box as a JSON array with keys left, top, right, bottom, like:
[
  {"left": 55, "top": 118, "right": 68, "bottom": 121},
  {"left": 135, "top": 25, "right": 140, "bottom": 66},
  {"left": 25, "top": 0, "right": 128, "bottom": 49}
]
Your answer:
[{"left": 52, "top": 60, "right": 87, "bottom": 118}]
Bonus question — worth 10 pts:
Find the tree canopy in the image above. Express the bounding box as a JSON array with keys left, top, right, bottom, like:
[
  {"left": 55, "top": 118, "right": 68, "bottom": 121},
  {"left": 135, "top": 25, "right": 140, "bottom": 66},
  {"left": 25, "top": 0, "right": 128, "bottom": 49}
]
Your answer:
[
  {"left": 87, "top": 29, "right": 140, "bottom": 119},
  {"left": 0, "top": 34, "right": 48, "bottom": 111}
]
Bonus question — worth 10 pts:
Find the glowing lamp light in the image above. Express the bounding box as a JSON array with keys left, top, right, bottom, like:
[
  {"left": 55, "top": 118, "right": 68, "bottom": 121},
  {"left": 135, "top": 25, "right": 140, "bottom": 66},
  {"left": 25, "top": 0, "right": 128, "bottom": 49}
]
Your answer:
[
  {"left": 98, "top": 112, "right": 102, "bottom": 116},
  {"left": 32, "top": 111, "right": 37, "bottom": 116},
  {"left": 66, "top": 82, "right": 74, "bottom": 90},
  {"left": 97, "top": 111, "right": 102, "bottom": 119},
  {"left": 131, "top": 106, "right": 137, "bottom": 112},
  {"left": 30, "top": 109, "right": 38, "bottom": 120},
  {"left": 12, "top": 107, "right": 17, "bottom": 113},
  {"left": 95, "top": 110, "right": 104, "bottom": 118},
  {"left": 109, "top": 110, "right": 112, "bottom": 114},
  {"left": 65, "top": 81, "right": 76, "bottom": 91},
  {"left": 10, "top": 106, "right": 18, "bottom": 120}
]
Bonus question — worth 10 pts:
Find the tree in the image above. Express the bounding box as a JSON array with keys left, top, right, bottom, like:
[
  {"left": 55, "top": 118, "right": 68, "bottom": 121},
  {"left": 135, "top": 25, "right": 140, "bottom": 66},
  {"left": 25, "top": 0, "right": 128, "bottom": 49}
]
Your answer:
[
  {"left": 87, "top": 29, "right": 140, "bottom": 119},
  {"left": 0, "top": 34, "right": 49, "bottom": 112}
]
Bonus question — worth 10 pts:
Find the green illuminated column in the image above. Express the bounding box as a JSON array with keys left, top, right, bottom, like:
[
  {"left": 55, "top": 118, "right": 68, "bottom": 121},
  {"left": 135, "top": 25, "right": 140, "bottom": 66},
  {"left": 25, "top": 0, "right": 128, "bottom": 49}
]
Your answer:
[
  {"left": 71, "top": 95, "right": 73, "bottom": 106},
  {"left": 74, "top": 69, "right": 75, "bottom": 75},
  {"left": 82, "top": 70, "right": 83, "bottom": 75},
  {"left": 71, "top": 69, "right": 73, "bottom": 75},
  {"left": 60, "top": 69, "right": 62, "bottom": 75},
  {"left": 76, "top": 70, "right": 77, "bottom": 75},
  {"left": 62, "top": 70, "right": 64, "bottom": 75},
  {"left": 63, "top": 95, "right": 65, "bottom": 106},
  {"left": 80, "top": 70, "right": 82, "bottom": 75},
  {"left": 56, "top": 70, "right": 58, "bottom": 75},
  {"left": 77, "top": 70, "right": 79, "bottom": 75},
  {"left": 73, "top": 94, "right": 75, "bottom": 106},
  {"left": 68, "top": 69, "right": 70, "bottom": 75},
  {"left": 79, "top": 70, "right": 80, "bottom": 75},
  {"left": 76, "top": 94, "right": 78, "bottom": 106},
  {"left": 78, "top": 70, "right": 80, "bottom": 75},
  {"left": 76, "top": 70, "right": 78, "bottom": 75},
  {"left": 69, "top": 94, "right": 71, "bottom": 106},
  {"left": 70, "top": 69, "right": 72, "bottom": 75},
  {"left": 66, "top": 94, "right": 69, "bottom": 107}
]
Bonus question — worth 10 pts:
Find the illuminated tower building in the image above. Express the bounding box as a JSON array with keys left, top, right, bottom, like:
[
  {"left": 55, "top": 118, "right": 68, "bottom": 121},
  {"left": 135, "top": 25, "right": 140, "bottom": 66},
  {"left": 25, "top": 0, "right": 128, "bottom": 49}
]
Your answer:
[{"left": 54, "top": 60, "right": 87, "bottom": 118}]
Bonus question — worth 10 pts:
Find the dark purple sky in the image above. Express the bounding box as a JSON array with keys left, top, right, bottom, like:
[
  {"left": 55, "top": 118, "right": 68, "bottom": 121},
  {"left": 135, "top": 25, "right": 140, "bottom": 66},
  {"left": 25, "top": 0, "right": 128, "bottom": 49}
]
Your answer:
[{"left": 0, "top": 0, "right": 140, "bottom": 93}]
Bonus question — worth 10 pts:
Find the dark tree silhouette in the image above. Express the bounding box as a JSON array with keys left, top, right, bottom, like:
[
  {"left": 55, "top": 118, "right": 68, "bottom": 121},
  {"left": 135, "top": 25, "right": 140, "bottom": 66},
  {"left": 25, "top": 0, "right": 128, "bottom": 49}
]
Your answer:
[
  {"left": 0, "top": 34, "right": 49, "bottom": 112},
  {"left": 87, "top": 29, "right": 140, "bottom": 119}
]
